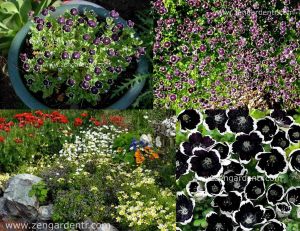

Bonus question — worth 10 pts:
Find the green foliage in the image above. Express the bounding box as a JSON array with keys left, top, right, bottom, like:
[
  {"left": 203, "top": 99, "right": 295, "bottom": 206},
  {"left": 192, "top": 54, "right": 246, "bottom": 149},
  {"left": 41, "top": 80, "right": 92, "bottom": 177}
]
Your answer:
[{"left": 29, "top": 181, "right": 49, "bottom": 204}]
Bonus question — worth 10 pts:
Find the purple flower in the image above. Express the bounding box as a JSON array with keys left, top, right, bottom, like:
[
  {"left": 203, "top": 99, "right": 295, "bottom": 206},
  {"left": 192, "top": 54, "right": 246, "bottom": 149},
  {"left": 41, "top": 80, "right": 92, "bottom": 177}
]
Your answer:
[
  {"left": 70, "top": 8, "right": 78, "bottom": 16},
  {"left": 110, "top": 10, "right": 119, "bottom": 18},
  {"left": 87, "top": 20, "right": 97, "bottom": 28},
  {"left": 127, "top": 20, "right": 135, "bottom": 28},
  {"left": 72, "top": 52, "right": 81, "bottom": 59}
]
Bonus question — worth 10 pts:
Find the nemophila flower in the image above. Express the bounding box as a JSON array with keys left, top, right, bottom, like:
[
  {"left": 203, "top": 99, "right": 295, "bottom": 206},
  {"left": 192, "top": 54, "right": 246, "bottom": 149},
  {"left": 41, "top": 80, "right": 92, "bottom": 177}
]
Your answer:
[
  {"left": 212, "top": 142, "right": 230, "bottom": 160},
  {"left": 180, "top": 132, "right": 215, "bottom": 155},
  {"left": 233, "top": 200, "right": 266, "bottom": 230},
  {"left": 226, "top": 109, "right": 255, "bottom": 134},
  {"left": 232, "top": 132, "right": 263, "bottom": 164},
  {"left": 205, "top": 212, "right": 234, "bottom": 231},
  {"left": 260, "top": 219, "right": 286, "bottom": 231},
  {"left": 245, "top": 178, "right": 265, "bottom": 201},
  {"left": 176, "top": 150, "right": 189, "bottom": 180},
  {"left": 286, "top": 187, "right": 300, "bottom": 207},
  {"left": 204, "top": 109, "right": 228, "bottom": 133},
  {"left": 289, "top": 149, "right": 300, "bottom": 172},
  {"left": 255, "top": 147, "right": 288, "bottom": 178},
  {"left": 288, "top": 124, "right": 300, "bottom": 143},
  {"left": 223, "top": 159, "right": 247, "bottom": 175},
  {"left": 186, "top": 180, "right": 205, "bottom": 199},
  {"left": 264, "top": 207, "right": 276, "bottom": 220},
  {"left": 271, "top": 130, "right": 290, "bottom": 150},
  {"left": 275, "top": 202, "right": 291, "bottom": 218},
  {"left": 256, "top": 117, "right": 278, "bottom": 143},
  {"left": 266, "top": 183, "right": 285, "bottom": 206},
  {"left": 205, "top": 178, "right": 224, "bottom": 196},
  {"left": 213, "top": 191, "right": 242, "bottom": 214},
  {"left": 177, "top": 109, "right": 202, "bottom": 132},
  {"left": 224, "top": 171, "right": 248, "bottom": 193},
  {"left": 188, "top": 148, "right": 223, "bottom": 181},
  {"left": 270, "top": 110, "right": 294, "bottom": 127},
  {"left": 176, "top": 192, "right": 195, "bottom": 225}
]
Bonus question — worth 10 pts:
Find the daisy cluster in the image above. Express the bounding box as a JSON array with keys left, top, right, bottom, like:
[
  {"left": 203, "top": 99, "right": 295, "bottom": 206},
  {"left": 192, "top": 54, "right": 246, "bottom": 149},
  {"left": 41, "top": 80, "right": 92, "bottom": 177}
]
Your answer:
[
  {"left": 21, "top": 7, "right": 144, "bottom": 105},
  {"left": 59, "top": 125, "right": 127, "bottom": 159},
  {"left": 176, "top": 109, "right": 300, "bottom": 231},
  {"left": 153, "top": 0, "right": 300, "bottom": 110}
]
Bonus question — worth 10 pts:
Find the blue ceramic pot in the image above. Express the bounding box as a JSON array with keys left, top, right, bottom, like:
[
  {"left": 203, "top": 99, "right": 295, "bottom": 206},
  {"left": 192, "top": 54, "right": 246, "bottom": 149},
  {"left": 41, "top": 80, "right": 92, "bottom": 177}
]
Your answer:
[{"left": 8, "top": 2, "right": 148, "bottom": 109}]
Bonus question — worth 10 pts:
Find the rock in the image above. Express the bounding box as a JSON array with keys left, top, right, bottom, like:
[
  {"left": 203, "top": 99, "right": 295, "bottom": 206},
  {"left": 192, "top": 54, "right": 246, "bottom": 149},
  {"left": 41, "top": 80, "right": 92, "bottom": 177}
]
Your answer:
[
  {"left": 3, "top": 174, "right": 42, "bottom": 220},
  {"left": 0, "top": 197, "right": 8, "bottom": 218},
  {"left": 97, "top": 224, "right": 118, "bottom": 231},
  {"left": 38, "top": 204, "right": 53, "bottom": 221}
]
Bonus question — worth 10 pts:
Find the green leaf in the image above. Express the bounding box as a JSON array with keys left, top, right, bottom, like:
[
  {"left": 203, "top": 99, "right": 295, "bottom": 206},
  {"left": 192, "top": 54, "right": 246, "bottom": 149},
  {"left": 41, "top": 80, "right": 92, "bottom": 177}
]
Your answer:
[
  {"left": 193, "top": 219, "right": 202, "bottom": 227},
  {"left": 17, "top": 0, "right": 32, "bottom": 24},
  {"left": 0, "top": 2, "right": 19, "bottom": 14},
  {"left": 33, "top": 0, "right": 52, "bottom": 15}
]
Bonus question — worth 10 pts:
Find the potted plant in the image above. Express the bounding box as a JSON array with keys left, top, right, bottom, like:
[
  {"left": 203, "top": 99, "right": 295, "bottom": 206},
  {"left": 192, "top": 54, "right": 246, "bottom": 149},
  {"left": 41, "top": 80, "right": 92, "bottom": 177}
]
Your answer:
[{"left": 8, "top": 2, "right": 149, "bottom": 109}]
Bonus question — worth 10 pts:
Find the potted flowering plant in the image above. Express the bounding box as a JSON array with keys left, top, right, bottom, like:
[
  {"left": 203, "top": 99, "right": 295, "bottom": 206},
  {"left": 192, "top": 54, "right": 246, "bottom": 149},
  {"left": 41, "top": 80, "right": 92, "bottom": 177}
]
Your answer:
[{"left": 8, "top": 2, "right": 149, "bottom": 109}]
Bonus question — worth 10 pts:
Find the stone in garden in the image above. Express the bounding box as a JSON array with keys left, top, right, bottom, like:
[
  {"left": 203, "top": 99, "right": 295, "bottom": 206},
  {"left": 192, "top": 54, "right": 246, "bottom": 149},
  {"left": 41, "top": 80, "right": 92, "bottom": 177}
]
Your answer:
[
  {"left": 0, "top": 197, "right": 8, "bottom": 218},
  {"left": 38, "top": 204, "right": 53, "bottom": 221},
  {"left": 3, "top": 174, "right": 42, "bottom": 220}
]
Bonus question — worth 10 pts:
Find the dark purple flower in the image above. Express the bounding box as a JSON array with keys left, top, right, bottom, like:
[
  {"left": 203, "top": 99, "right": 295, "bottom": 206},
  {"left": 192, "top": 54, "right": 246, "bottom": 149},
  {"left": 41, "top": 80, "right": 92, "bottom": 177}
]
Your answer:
[
  {"left": 95, "top": 81, "right": 103, "bottom": 89},
  {"left": 61, "top": 51, "right": 69, "bottom": 59},
  {"left": 37, "top": 58, "right": 44, "bottom": 65},
  {"left": 67, "top": 79, "right": 75, "bottom": 86},
  {"left": 63, "top": 25, "right": 71, "bottom": 32},
  {"left": 87, "top": 20, "right": 97, "bottom": 27},
  {"left": 66, "top": 19, "right": 73, "bottom": 26},
  {"left": 81, "top": 81, "right": 90, "bottom": 89},
  {"left": 41, "top": 9, "right": 48, "bottom": 16},
  {"left": 102, "top": 37, "right": 111, "bottom": 45},
  {"left": 169, "top": 94, "right": 177, "bottom": 101},
  {"left": 57, "top": 16, "right": 65, "bottom": 24},
  {"left": 91, "top": 86, "right": 99, "bottom": 94},
  {"left": 94, "top": 67, "right": 101, "bottom": 75},
  {"left": 70, "top": 8, "right": 78, "bottom": 16},
  {"left": 127, "top": 20, "right": 135, "bottom": 27},
  {"left": 36, "top": 24, "right": 43, "bottom": 31},
  {"left": 89, "top": 49, "right": 95, "bottom": 55},
  {"left": 72, "top": 52, "right": 81, "bottom": 59},
  {"left": 110, "top": 10, "right": 119, "bottom": 18}
]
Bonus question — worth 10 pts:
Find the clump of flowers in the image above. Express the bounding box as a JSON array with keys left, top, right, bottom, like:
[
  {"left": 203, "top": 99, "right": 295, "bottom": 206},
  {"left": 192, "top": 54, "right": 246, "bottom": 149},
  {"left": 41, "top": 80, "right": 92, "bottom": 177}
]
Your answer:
[
  {"left": 153, "top": 0, "right": 300, "bottom": 110},
  {"left": 177, "top": 109, "right": 300, "bottom": 230},
  {"left": 21, "top": 6, "right": 144, "bottom": 106}
]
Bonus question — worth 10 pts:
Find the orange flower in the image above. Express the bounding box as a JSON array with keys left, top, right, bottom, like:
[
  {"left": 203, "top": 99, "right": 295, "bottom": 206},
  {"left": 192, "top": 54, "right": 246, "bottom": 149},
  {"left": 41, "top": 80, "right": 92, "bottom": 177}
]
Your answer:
[
  {"left": 0, "top": 136, "right": 5, "bottom": 143},
  {"left": 135, "top": 149, "right": 145, "bottom": 164},
  {"left": 151, "top": 152, "right": 159, "bottom": 159}
]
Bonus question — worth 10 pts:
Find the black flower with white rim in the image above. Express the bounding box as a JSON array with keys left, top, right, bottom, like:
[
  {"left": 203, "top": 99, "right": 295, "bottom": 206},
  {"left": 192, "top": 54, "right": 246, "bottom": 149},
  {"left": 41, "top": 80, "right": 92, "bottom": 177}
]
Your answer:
[
  {"left": 212, "top": 142, "right": 231, "bottom": 160},
  {"left": 178, "top": 109, "right": 202, "bottom": 132},
  {"left": 206, "top": 212, "right": 234, "bottom": 231},
  {"left": 176, "top": 192, "right": 195, "bottom": 225},
  {"left": 256, "top": 117, "right": 278, "bottom": 143},
  {"left": 226, "top": 109, "right": 255, "bottom": 134},
  {"left": 188, "top": 148, "right": 223, "bottom": 181},
  {"left": 232, "top": 132, "right": 263, "bottom": 164},
  {"left": 176, "top": 150, "right": 189, "bottom": 180},
  {"left": 255, "top": 148, "right": 288, "bottom": 178},
  {"left": 223, "top": 159, "right": 248, "bottom": 175},
  {"left": 205, "top": 178, "right": 225, "bottom": 197},
  {"left": 266, "top": 183, "right": 285, "bottom": 206},
  {"left": 288, "top": 124, "right": 300, "bottom": 143},
  {"left": 213, "top": 191, "right": 242, "bottom": 214},
  {"left": 270, "top": 109, "right": 294, "bottom": 128},
  {"left": 264, "top": 207, "right": 276, "bottom": 220},
  {"left": 275, "top": 202, "right": 291, "bottom": 218},
  {"left": 233, "top": 200, "right": 266, "bottom": 231},
  {"left": 288, "top": 149, "right": 300, "bottom": 172},
  {"left": 286, "top": 187, "right": 300, "bottom": 207},
  {"left": 271, "top": 130, "right": 290, "bottom": 150},
  {"left": 245, "top": 177, "right": 265, "bottom": 200},
  {"left": 180, "top": 132, "right": 215, "bottom": 156},
  {"left": 224, "top": 171, "right": 248, "bottom": 193},
  {"left": 204, "top": 109, "right": 228, "bottom": 134},
  {"left": 176, "top": 228, "right": 182, "bottom": 231},
  {"left": 186, "top": 180, "right": 205, "bottom": 198},
  {"left": 260, "top": 219, "right": 286, "bottom": 231},
  {"left": 234, "top": 227, "right": 243, "bottom": 231}
]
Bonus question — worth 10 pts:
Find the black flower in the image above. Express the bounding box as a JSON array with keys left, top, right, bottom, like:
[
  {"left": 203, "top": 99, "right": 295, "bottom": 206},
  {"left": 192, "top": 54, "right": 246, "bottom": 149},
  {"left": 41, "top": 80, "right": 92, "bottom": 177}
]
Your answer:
[
  {"left": 245, "top": 177, "right": 265, "bottom": 200},
  {"left": 223, "top": 159, "right": 247, "bottom": 175},
  {"left": 275, "top": 202, "right": 291, "bottom": 218},
  {"left": 224, "top": 171, "right": 248, "bottom": 193},
  {"left": 188, "top": 148, "right": 223, "bottom": 181},
  {"left": 271, "top": 130, "right": 290, "bottom": 150},
  {"left": 289, "top": 149, "right": 300, "bottom": 172},
  {"left": 288, "top": 124, "right": 300, "bottom": 143},
  {"left": 270, "top": 109, "right": 294, "bottom": 127},
  {"left": 264, "top": 207, "right": 276, "bottom": 220},
  {"left": 180, "top": 132, "right": 215, "bottom": 156},
  {"left": 232, "top": 132, "right": 263, "bottom": 164},
  {"left": 177, "top": 192, "right": 195, "bottom": 225},
  {"left": 227, "top": 109, "right": 255, "bottom": 134},
  {"left": 178, "top": 109, "right": 202, "bottom": 132},
  {"left": 266, "top": 183, "right": 285, "bottom": 206},
  {"left": 212, "top": 142, "right": 231, "bottom": 160},
  {"left": 256, "top": 117, "right": 278, "bottom": 143},
  {"left": 233, "top": 200, "right": 266, "bottom": 230},
  {"left": 205, "top": 179, "right": 224, "bottom": 196},
  {"left": 206, "top": 212, "right": 234, "bottom": 231},
  {"left": 213, "top": 191, "right": 242, "bottom": 214},
  {"left": 186, "top": 180, "right": 205, "bottom": 198},
  {"left": 204, "top": 109, "right": 228, "bottom": 134},
  {"left": 255, "top": 148, "right": 288, "bottom": 178},
  {"left": 260, "top": 219, "right": 286, "bottom": 231},
  {"left": 176, "top": 150, "right": 189, "bottom": 180},
  {"left": 286, "top": 187, "right": 300, "bottom": 207}
]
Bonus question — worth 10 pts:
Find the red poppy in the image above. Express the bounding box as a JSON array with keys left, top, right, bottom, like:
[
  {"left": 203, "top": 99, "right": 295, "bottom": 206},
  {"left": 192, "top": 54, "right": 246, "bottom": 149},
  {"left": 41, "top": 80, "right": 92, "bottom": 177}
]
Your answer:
[
  {"left": 74, "top": 118, "right": 83, "bottom": 127},
  {"left": 0, "top": 136, "right": 4, "bottom": 143},
  {"left": 94, "top": 120, "right": 101, "bottom": 126},
  {"left": 81, "top": 113, "right": 88, "bottom": 117},
  {"left": 0, "top": 118, "right": 6, "bottom": 123}
]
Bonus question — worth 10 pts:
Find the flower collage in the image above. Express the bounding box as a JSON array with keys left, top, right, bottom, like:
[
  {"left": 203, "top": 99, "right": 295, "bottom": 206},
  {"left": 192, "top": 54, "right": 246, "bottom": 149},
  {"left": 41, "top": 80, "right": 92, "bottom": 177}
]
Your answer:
[{"left": 0, "top": 0, "right": 300, "bottom": 231}]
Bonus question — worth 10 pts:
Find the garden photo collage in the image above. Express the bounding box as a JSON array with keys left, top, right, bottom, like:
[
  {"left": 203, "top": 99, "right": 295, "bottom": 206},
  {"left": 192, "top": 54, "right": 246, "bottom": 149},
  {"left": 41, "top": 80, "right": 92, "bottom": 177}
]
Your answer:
[{"left": 0, "top": 0, "right": 299, "bottom": 231}]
